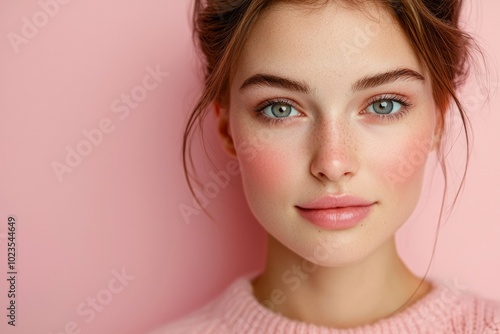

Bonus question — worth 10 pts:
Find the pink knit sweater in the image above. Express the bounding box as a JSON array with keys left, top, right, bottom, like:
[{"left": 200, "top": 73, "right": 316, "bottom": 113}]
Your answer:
[{"left": 150, "top": 273, "right": 500, "bottom": 333}]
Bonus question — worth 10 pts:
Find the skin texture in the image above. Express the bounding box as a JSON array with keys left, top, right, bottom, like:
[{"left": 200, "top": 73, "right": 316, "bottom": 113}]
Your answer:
[{"left": 215, "top": 1, "right": 441, "bottom": 329}]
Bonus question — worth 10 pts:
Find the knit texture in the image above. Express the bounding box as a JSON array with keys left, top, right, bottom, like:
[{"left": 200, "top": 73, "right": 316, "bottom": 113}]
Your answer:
[{"left": 150, "top": 273, "right": 500, "bottom": 334}]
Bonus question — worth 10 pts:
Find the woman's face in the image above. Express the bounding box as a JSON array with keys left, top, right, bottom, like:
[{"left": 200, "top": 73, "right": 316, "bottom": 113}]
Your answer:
[{"left": 219, "top": 2, "right": 440, "bottom": 266}]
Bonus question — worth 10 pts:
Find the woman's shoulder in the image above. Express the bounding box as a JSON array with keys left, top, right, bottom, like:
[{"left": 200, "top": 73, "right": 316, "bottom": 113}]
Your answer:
[
  {"left": 147, "top": 273, "right": 256, "bottom": 334},
  {"left": 425, "top": 279, "right": 500, "bottom": 333},
  {"left": 469, "top": 295, "right": 500, "bottom": 333}
]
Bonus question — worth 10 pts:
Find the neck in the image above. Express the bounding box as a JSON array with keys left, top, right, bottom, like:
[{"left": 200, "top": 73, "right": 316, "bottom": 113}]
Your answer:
[{"left": 251, "top": 234, "right": 432, "bottom": 329}]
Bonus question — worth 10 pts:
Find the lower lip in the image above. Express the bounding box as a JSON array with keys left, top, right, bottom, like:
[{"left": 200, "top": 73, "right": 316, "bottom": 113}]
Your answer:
[{"left": 296, "top": 205, "right": 374, "bottom": 230}]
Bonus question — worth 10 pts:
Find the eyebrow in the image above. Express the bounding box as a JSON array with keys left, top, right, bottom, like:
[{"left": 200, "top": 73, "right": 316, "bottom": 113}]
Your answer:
[
  {"left": 240, "top": 74, "right": 310, "bottom": 93},
  {"left": 352, "top": 68, "right": 425, "bottom": 92},
  {"left": 239, "top": 68, "right": 424, "bottom": 94}
]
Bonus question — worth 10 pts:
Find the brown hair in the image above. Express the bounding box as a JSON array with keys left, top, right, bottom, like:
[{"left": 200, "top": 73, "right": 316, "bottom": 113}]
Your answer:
[{"left": 183, "top": 0, "right": 482, "bottom": 309}]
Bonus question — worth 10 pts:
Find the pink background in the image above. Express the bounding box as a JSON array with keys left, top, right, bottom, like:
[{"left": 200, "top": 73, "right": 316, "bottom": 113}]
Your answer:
[{"left": 0, "top": 0, "right": 498, "bottom": 333}]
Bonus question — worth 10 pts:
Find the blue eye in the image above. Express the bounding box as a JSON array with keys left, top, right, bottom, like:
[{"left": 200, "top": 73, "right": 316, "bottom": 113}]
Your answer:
[
  {"left": 261, "top": 102, "right": 300, "bottom": 119},
  {"left": 366, "top": 99, "right": 403, "bottom": 115}
]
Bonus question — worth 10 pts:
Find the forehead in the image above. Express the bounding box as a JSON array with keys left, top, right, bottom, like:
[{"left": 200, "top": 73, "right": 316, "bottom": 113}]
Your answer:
[{"left": 232, "top": 1, "right": 424, "bottom": 93}]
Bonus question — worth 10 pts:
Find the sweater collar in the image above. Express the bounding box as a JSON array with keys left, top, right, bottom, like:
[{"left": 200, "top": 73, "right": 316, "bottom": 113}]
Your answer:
[{"left": 218, "top": 271, "right": 463, "bottom": 333}]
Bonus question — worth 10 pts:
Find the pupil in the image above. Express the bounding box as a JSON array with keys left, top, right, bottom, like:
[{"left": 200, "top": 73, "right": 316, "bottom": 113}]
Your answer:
[
  {"left": 272, "top": 104, "right": 291, "bottom": 117},
  {"left": 375, "top": 100, "right": 393, "bottom": 114}
]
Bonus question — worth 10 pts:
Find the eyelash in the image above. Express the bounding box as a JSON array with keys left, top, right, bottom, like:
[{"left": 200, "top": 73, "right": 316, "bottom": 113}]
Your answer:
[
  {"left": 253, "top": 98, "right": 299, "bottom": 126},
  {"left": 362, "top": 94, "right": 413, "bottom": 122},
  {"left": 253, "top": 94, "right": 413, "bottom": 125}
]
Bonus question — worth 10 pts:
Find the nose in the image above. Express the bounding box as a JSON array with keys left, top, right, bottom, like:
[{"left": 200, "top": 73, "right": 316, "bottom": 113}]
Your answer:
[{"left": 309, "top": 119, "right": 359, "bottom": 184}]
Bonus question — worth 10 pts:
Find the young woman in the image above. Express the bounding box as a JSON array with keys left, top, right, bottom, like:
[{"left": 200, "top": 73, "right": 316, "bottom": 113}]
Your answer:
[{"left": 151, "top": 0, "right": 500, "bottom": 332}]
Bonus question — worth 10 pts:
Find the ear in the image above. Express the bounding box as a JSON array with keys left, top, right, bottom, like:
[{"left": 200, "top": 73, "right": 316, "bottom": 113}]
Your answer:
[
  {"left": 214, "top": 102, "right": 237, "bottom": 158},
  {"left": 430, "top": 108, "right": 444, "bottom": 152}
]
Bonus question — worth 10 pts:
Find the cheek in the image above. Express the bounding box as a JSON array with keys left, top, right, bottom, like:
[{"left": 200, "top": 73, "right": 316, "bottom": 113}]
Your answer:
[
  {"left": 244, "top": 152, "right": 283, "bottom": 189},
  {"left": 232, "top": 129, "right": 300, "bottom": 215},
  {"left": 236, "top": 138, "right": 292, "bottom": 193},
  {"left": 376, "top": 133, "right": 434, "bottom": 192}
]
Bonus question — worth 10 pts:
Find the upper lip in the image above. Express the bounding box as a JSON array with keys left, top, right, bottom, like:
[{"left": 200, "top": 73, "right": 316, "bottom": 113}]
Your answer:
[{"left": 296, "top": 194, "right": 375, "bottom": 210}]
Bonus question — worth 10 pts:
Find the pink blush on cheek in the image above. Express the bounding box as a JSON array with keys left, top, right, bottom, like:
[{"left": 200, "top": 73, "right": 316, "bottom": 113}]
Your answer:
[
  {"left": 380, "top": 135, "right": 434, "bottom": 190},
  {"left": 234, "top": 129, "right": 296, "bottom": 188},
  {"left": 235, "top": 136, "right": 301, "bottom": 215},
  {"left": 239, "top": 147, "right": 290, "bottom": 192}
]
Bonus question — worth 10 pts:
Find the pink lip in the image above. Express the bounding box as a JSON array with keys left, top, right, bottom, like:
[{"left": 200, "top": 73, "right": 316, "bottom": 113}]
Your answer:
[{"left": 296, "top": 194, "right": 375, "bottom": 230}]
